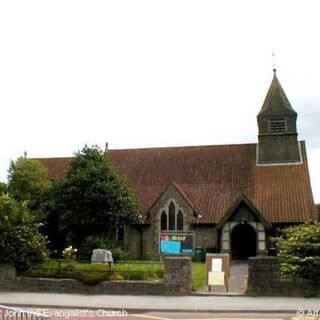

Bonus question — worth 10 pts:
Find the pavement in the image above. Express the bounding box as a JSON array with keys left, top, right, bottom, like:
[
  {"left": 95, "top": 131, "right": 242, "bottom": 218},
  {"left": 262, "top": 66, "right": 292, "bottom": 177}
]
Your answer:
[
  {"left": 0, "top": 292, "right": 319, "bottom": 314},
  {"left": 1, "top": 263, "right": 318, "bottom": 319}
]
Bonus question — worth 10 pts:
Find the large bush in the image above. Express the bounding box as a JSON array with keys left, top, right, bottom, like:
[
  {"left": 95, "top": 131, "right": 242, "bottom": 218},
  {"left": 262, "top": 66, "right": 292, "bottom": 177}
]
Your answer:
[
  {"left": 0, "top": 194, "right": 48, "bottom": 270},
  {"left": 274, "top": 222, "right": 320, "bottom": 285}
]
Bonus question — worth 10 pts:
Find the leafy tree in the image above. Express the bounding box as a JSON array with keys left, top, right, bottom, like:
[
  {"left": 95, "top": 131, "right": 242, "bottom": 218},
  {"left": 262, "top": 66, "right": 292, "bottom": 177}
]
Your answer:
[
  {"left": 6, "top": 157, "right": 63, "bottom": 255},
  {"left": 0, "top": 182, "right": 7, "bottom": 195},
  {"left": 40, "top": 180, "right": 67, "bottom": 256},
  {"left": 274, "top": 222, "right": 320, "bottom": 285},
  {"left": 7, "top": 157, "right": 50, "bottom": 213},
  {"left": 0, "top": 194, "right": 47, "bottom": 270},
  {"left": 56, "top": 145, "right": 140, "bottom": 246}
]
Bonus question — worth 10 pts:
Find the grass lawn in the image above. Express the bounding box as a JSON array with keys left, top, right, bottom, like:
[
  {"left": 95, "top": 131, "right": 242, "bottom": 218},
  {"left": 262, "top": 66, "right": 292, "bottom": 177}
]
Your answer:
[
  {"left": 23, "top": 259, "right": 206, "bottom": 290},
  {"left": 191, "top": 262, "right": 205, "bottom": 291}
]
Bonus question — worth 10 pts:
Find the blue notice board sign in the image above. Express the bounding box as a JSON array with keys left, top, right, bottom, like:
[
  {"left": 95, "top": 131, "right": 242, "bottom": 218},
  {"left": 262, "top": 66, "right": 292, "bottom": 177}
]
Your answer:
[
  {"left": 159, "top": 232, "right": 195, "bottom": 255},
  {"left": 160, "top": 240, "right": 181, "bottom": 254}
]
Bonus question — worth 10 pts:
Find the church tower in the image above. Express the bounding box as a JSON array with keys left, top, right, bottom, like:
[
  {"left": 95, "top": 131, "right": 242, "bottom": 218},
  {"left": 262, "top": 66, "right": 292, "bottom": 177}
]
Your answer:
[{"left": 257, "top": 70, "right": 301, "bottom": 164}]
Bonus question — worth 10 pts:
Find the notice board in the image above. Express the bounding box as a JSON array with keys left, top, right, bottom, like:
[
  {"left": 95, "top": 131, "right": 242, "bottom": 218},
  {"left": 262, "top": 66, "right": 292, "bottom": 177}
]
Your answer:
[
  {"left": 205, "top": 253, "right": 230, "bottom": 290},
  {"left": 159, "top": 231, "right": 195, "bottom": 255}
]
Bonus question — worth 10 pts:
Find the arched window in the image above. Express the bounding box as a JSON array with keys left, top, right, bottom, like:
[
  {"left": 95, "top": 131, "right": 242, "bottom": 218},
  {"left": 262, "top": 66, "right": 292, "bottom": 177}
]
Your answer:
[
  {"left": 160, "top": 201, "right": 185, "bottom": 231},
  {"left": 177, "top": 211, "right": 183, "bottom": 230},
  {"left": 168, "top": 202, "right": 176, "bottom": 230},
  {"left": 160, "top": 211, "right": 167, "bottom": 231}
]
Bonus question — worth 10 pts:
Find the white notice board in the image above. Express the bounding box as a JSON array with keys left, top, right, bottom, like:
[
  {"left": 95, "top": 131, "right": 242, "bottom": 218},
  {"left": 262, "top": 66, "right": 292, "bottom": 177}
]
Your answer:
[
  {"left": 211, "top": 258, "right": 222, "bottom": 272},
  {"left": 208, "top": 271, "right": 225, "bottom": 286}
]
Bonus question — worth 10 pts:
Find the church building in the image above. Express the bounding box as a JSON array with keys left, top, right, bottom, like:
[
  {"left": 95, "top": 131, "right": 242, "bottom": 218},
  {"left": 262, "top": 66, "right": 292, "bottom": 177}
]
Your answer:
[{"left": 40, "top": 71, "right": 317, "bottom": 260}]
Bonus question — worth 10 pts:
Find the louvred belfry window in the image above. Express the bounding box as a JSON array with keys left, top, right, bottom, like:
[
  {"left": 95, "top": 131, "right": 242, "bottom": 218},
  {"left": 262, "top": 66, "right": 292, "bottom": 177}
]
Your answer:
[{"left": 268, "top": 118, "right": 287, "bottom": 133}]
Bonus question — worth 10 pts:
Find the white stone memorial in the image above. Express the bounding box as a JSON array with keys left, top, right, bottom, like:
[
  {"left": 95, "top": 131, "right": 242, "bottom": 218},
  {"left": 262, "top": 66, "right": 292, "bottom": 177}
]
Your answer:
[{"left": 91, "top": 249, "right": 113, "bottom": 264}]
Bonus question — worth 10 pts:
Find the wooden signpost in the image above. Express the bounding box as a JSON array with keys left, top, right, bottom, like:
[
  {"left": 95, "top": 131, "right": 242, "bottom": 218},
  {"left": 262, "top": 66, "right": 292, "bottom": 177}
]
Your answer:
[{"left": 205, "top": 253, "right": 230, "bottom": 292}]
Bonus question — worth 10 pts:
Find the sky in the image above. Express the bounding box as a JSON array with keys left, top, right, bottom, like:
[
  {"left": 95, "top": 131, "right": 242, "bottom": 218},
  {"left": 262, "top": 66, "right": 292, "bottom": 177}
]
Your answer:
[{"left": 0, "top": 0, "right": 319, "bottom": 202}]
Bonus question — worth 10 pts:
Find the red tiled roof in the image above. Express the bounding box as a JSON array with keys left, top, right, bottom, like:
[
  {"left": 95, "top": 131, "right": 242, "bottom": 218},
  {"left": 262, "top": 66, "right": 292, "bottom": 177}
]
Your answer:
[
  {"left": 38, "top": 141, "right": 316, "bottom": 224},
  {"left": 145, "top": 182, "right": 200, "bottom": 217}
]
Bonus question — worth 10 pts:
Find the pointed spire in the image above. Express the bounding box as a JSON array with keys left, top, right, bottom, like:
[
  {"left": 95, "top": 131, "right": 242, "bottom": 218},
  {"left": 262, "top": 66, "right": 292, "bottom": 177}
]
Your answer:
[{"left": 258, "top": 70, "right": 297, "bottom": 116}]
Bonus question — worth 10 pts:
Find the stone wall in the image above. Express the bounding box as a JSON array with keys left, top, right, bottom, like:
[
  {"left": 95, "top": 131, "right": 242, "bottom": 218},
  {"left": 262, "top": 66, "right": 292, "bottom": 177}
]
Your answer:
[
  {"left": 124, "top": 184, "right": 218, "bottom": 260},
  {"left": 257, "top": 108, "right": 300, "bottom": 164},
  {"left": 193, "top": 225, "right": 217, "bottom": 250},
  {"left": 0, "top": 257, "right": 192, "bottom": 296},
  {"left": 144, "top": 185, "right": 195, "bottom": 259},
  {"left": 163, "top": 257, "right": 192, "bottom": 294},
  {"left": 124, "top": 225, "right": 141, "bottom": 258},
  {"left": 0, "top": 264, "right": 16, "bottom": 280},
  {"left": 247, "top": 257, "right": 320, "bottom": 297},
  {"left": 0, "top": 264, "right": 18, "bottom": 291},
  {"left": 14, "top": 278, "right": 167, "bottom": 295}
]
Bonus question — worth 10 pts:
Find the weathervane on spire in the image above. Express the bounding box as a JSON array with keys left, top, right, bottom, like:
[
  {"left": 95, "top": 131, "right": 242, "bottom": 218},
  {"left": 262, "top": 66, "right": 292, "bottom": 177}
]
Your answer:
[{"left": 272, "top": 52, "right": 277, "bottom": 74}]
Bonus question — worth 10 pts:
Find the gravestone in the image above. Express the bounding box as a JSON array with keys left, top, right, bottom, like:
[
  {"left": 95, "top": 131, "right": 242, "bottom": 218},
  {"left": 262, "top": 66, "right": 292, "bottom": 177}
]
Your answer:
[{"left": 91, "top": 249, "right": 113, "bottom": 264}]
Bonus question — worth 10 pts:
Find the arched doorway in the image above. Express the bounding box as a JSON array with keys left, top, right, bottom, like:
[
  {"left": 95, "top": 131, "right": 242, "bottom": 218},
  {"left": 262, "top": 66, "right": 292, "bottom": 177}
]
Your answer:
[{"left": 231, "top": 223, "right": 257, "bottom": 260}]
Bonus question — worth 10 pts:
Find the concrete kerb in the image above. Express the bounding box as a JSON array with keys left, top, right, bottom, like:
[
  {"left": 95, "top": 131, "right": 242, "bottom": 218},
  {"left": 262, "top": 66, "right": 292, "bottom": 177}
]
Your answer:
[{"left": 191, "top": 292, "right": 247, "bottom": 297}]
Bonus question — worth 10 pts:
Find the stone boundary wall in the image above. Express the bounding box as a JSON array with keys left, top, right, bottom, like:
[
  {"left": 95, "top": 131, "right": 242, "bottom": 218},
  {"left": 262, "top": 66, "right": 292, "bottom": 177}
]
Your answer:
[
  {"left": 164, "top": 256, "right": 192, "bottom": 294},
  {"left": 247, "top": 257, "right": 319, "bottom": 297},
  {"left": 0, "top": 264, "right": 16, "bottom": 280},
  {"left": 0, "top": 257, "right": 192, "bottom": 296}
]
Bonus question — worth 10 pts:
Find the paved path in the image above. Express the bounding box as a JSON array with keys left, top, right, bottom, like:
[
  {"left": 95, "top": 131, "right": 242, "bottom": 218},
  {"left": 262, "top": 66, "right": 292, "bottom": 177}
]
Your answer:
[
  {"left": 228, "top": 261, "right": 248, "bottom": 293},
  {"left": 198, "top": 261, "right": 249, "bottom": 294},
  {"left": 0, "top": 292, "right": 319, "bottom": 313}
]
